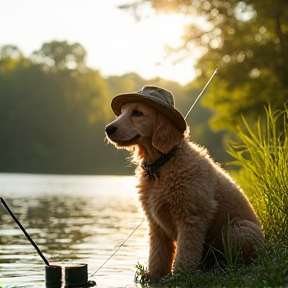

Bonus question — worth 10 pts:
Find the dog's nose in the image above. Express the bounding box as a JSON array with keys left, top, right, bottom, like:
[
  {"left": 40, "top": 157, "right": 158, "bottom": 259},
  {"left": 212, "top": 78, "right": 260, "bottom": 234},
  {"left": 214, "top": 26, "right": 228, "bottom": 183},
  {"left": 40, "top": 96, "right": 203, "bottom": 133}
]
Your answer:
[{"left": 105, "top": 126, "right": 117, "bottom": 136}]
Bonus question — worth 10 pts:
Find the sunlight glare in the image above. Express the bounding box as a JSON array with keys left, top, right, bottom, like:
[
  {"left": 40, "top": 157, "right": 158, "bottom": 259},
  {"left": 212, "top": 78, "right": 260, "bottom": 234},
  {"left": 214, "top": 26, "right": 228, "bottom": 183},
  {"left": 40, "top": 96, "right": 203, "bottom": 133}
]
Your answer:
[
  {"left": 134, "top": 12, "right": 196, "bottom": 84},
  {"left": 121, "top": 176, "right": 138, "bottom": 193},
  {"left": 151, "top": 13, "right": 185, "bottom": 48}
]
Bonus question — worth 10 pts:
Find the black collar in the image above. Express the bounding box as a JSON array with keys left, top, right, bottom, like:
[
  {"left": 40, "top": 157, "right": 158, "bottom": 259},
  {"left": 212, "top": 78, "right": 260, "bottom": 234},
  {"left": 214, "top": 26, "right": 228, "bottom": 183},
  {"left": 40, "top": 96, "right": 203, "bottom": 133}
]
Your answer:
[{"left": 141, "top": 148, "right": 176, "bottom": 180}]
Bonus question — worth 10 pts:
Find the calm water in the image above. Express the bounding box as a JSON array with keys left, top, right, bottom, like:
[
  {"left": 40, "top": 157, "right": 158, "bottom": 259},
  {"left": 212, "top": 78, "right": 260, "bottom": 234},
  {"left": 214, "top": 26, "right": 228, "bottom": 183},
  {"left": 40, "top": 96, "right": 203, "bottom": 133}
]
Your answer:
[{"left": 0, "top": 174, "right": 149, "bottom": 288}]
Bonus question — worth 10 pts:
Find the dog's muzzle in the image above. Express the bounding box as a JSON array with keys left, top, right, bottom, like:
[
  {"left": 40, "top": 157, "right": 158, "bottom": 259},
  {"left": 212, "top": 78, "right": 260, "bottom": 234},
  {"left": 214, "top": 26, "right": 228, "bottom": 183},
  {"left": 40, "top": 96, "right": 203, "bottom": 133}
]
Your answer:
[{"left": 105, "top": 125, "right": 117, "bottom": 136}]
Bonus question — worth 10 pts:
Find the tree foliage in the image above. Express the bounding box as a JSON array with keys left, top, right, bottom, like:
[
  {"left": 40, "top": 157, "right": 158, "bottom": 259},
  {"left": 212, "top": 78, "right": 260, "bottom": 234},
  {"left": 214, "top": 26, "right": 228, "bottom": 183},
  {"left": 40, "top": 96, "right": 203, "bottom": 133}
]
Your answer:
[
  {"left": 31, "top": 40, "right": 87, "bottom": 73},
  {"left": 130, "top": 0, "right": 288, "bottom": 131},
  {"left": 0, "top": 42, "right": 112, "bottom": 174}
]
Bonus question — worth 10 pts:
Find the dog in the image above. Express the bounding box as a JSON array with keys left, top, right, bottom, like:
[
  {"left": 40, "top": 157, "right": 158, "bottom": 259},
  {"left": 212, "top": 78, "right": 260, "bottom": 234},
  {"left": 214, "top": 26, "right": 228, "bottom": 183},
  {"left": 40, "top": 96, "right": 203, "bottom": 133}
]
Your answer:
[{"left": 105, "top": 86, "right": 264, "bottom": 280}]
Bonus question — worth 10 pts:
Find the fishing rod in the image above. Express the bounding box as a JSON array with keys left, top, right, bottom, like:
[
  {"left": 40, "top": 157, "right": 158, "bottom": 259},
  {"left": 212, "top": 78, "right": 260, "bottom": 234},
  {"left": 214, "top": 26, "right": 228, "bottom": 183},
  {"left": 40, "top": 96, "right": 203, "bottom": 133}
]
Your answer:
[
  {"left": 0, "top": 197, "right": 50, "bottom": 266},
  {"left": 184, "top": 68, "right": 218, "bottom": 120},
  {"left": 1, "top": 197, "right": 96, "bottom": 286},
  {"left": 0, "top": 195, "right": 142, "bottom": 279}
]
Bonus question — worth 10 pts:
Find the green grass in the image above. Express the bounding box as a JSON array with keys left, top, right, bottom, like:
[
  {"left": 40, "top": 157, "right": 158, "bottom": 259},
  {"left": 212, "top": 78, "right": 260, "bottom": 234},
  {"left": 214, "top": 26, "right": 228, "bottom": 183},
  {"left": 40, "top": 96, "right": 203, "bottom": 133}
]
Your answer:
[
  {"left": 135, "top": 105, "right": 288, "bottom": 287},
  {"left": 136, "top": 246, "right": 288, "bottom": 288},
  {"left": 227, "top": 105, "right": 288, "bottom": 240}
]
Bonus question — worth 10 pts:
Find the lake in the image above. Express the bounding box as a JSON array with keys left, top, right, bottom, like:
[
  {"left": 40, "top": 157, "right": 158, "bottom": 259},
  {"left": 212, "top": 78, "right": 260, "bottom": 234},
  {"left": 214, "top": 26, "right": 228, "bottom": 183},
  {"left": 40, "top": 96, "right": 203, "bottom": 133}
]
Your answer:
[{"left": 0, "top": 173, "right": 149, "bottom": 288}]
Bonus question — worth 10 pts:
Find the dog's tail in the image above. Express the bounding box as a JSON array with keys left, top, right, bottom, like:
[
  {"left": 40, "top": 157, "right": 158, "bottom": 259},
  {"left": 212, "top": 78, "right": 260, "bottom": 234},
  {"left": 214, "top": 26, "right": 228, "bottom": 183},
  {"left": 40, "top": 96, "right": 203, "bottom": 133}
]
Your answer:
[{"left": 229, "top": 219, "right": 265, "bottom": 262}]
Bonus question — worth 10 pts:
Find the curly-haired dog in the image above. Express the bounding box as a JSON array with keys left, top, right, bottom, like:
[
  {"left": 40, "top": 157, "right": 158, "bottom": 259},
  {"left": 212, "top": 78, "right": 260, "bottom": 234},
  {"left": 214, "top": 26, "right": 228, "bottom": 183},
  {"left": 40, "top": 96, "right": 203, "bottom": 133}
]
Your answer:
[{"left": 105, "top": 86, "right": 264, "bottom": 280}]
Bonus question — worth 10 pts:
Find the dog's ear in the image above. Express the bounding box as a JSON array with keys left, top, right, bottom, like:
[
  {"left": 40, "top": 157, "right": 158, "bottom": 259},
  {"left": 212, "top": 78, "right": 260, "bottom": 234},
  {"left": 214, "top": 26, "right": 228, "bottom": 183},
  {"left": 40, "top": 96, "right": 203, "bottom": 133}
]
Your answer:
[{"left": 152, "top": 112, "right": 184, "bottom": 154}]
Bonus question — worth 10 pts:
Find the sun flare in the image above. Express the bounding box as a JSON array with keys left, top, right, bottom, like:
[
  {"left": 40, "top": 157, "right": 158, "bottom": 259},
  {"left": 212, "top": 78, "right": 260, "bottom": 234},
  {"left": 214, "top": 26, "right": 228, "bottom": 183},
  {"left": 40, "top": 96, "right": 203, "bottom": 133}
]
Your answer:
[
  {"left": 153, "top": 13, "right": 185, "bottom": 47},
  {"left": 138, "top": 12, "right": 186, "bottom": 51},
  {"left": 135, "top": 12, "right": 195, "bottom": 84}
]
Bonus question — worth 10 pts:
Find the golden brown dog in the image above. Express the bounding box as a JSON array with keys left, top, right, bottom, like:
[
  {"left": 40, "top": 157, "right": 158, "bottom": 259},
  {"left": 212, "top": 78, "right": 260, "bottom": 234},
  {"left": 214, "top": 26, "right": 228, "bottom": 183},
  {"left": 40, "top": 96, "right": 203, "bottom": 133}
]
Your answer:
[{"left": 105, "top": 86, "right": 264, "bottom": 280}]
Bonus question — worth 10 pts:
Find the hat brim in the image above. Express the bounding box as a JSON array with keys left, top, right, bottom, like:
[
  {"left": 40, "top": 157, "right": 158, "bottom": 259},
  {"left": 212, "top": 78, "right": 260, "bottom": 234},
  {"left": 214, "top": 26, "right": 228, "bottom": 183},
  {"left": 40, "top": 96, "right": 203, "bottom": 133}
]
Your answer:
[{"left": 111, "top": 93, "right": 187, "bottom": 133}]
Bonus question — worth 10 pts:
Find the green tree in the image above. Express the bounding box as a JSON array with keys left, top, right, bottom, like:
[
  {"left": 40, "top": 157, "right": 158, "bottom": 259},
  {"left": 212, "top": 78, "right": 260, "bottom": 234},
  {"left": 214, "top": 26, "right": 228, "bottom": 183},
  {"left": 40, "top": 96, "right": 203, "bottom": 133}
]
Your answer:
[
  {"left": 126, "top": 0, "right": 288, "bottom": 131},
  {"left": 0, "top": 45, "right": 26, "bottom": 73},
  {"left": 31, "top": 40, "right": 87, "bottom": 73},
  {"left": 0, "top": 42, "right": 112, "bottom": 174}
]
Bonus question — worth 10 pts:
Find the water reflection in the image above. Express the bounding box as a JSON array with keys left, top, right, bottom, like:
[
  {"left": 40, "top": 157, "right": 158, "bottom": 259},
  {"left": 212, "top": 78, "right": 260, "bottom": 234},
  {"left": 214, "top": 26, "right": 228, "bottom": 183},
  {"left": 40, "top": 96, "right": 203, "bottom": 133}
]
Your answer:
[{"left": 0, "top": 174, "right": 148, "bottom": 288}]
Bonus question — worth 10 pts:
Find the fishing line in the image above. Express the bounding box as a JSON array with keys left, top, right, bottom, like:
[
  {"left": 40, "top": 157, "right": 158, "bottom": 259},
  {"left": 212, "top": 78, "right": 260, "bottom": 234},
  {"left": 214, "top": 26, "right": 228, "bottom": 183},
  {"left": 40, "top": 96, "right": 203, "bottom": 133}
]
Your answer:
[
  {"left": 184, "top": 68, "right": 218, "bottom": 120},
  {"left": 0, "top": 197, "right": 50, "bottom": 266},
  {"left": 90, "top": 218, "right": 145, "bottom": 277},
  {"left": 91, "top": 69, "right": 219, "bottom": 275}
]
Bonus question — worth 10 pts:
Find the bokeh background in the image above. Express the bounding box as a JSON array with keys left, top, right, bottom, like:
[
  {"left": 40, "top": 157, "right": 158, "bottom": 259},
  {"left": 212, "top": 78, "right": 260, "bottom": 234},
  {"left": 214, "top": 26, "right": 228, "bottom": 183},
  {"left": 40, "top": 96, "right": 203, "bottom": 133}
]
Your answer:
[{"left": 1, "top": 0, "right": 287, "bottom": 175}]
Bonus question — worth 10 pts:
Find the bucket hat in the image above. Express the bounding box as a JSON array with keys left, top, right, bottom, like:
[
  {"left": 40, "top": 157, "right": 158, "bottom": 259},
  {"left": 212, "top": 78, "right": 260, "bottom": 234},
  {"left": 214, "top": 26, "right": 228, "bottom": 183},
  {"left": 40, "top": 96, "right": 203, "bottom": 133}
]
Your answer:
[{"left": 111, "top": 85, "right": 187, "bottom": 133}]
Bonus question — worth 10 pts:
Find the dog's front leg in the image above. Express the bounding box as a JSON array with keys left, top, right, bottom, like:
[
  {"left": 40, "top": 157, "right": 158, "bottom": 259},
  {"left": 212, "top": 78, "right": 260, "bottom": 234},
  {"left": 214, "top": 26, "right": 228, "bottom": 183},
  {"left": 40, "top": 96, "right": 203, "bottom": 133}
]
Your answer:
[
  {"left": 146, "top": 220, "right": 176, "bottom": 280},
  {"left": 174, "top": 218, "right": 207, "bottom": 272}
]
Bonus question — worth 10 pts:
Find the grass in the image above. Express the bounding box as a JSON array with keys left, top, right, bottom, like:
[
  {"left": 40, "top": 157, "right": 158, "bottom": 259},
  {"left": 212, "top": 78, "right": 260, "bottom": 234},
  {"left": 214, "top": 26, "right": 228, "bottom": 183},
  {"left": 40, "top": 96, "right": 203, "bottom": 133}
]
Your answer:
[
  {"left": 228, "top": 105, "right": 288, "bottom": 240},
  {"left": 136, "top": 244, "right": 288, "bottom": 288},
  {"left": 135, "top": 105, "right": 288, "bottom": 287}
]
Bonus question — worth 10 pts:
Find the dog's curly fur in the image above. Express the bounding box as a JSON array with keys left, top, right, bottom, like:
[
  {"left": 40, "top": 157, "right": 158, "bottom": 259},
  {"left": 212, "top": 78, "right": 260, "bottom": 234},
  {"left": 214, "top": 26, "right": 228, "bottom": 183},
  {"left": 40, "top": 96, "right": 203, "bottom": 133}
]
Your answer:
[{"left": 105, "top": 102, "right": 264, "bottom": 280}]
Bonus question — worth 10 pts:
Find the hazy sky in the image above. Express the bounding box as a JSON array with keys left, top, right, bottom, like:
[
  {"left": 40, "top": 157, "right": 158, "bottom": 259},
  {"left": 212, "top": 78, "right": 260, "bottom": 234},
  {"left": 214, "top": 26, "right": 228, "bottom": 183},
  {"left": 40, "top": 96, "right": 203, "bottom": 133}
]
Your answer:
[{"left": 0, "top": 0, "right": 196, "bottom": 84}]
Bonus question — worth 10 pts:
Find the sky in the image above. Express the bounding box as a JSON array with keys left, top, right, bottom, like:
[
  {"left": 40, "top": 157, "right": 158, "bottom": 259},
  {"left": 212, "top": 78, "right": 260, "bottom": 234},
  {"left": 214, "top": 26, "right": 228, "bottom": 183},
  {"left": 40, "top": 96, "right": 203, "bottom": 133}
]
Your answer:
[{"left": 0, "top": 0, "right": 197, "bottom": 85}]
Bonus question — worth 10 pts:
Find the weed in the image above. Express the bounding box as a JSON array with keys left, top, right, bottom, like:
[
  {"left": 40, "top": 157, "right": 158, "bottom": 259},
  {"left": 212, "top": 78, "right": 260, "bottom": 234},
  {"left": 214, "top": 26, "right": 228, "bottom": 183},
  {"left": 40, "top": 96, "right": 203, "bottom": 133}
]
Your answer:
[
  {"left": 135, "top": 262, "right": 149, "bottom": 285},
  {"left": 208, "top": 215, "right": 244, "bottom": 272}
]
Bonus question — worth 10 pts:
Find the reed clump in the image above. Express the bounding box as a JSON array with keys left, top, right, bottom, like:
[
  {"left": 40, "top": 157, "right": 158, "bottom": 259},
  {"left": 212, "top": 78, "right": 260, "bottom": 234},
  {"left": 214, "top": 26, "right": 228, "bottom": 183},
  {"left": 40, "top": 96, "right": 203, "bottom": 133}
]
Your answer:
[{"left": 227, "top": 105, "right": 288, "bottom": 241}]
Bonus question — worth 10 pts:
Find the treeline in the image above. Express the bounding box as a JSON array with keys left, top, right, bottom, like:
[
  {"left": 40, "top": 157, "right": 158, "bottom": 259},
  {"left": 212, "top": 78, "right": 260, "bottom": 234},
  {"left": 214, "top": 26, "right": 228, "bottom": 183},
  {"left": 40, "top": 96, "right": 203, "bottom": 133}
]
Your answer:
[{"left": 0, "top": 41, "right": 225, "bottom": 175}]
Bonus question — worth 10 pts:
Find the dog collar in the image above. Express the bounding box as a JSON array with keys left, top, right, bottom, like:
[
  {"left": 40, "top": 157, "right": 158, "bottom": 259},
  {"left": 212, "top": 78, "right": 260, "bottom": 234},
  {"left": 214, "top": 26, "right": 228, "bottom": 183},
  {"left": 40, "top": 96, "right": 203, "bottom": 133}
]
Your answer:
[{"left": 141, "top": 148, "right": 176, "bottom": 180}]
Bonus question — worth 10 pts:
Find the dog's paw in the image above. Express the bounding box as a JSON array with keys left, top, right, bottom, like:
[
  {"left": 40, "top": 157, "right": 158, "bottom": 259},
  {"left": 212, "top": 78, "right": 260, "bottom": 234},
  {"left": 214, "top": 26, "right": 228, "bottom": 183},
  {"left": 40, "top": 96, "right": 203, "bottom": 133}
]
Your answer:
[
  {"left": 140, "top": 272, "right": 151, "bottom": 283},
  {"left": 139, "top": 271, "right": 170, "bottom": 283},
  {"left": 135, "top": 262, "right": 152, "bottom": 283}
]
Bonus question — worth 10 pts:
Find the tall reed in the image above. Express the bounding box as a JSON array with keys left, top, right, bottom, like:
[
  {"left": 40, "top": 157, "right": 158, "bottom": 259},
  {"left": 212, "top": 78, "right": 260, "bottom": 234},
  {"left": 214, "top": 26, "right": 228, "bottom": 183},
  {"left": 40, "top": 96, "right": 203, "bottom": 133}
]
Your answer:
[{"left": 227, "top": 105, "right": 288, "bottom": 240}]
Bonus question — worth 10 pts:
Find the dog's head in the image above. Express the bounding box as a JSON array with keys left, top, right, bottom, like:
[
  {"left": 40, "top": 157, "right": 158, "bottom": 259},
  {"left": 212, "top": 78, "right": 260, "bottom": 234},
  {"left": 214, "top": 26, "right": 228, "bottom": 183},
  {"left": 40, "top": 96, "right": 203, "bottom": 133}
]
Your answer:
[{"left": 105, "top": 102, "right": 185, "bottom": 155}]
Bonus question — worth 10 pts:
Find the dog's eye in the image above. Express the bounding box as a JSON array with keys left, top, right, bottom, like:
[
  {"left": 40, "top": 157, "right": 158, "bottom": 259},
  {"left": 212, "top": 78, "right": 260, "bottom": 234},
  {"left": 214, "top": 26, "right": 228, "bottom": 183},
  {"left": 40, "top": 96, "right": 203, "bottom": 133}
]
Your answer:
[{"left": 132, "top": 110, "right": 143, "bottom": 117}]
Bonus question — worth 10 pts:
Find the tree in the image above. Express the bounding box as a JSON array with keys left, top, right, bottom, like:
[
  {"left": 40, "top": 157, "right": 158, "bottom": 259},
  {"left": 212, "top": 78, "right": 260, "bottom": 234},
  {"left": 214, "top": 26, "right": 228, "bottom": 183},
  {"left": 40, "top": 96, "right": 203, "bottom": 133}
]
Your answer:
[
  {"left": 125, "top": 0, "right": 288, "bottom": 131},
  {"left": 0, "top": 42, "right": 112, "bottom": 174},
  {"left": 0, "top": 45, "right": 29, "bottom": 73},
  {"left": 31, "top": 40, "right": 87, "bottom": 73}
]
